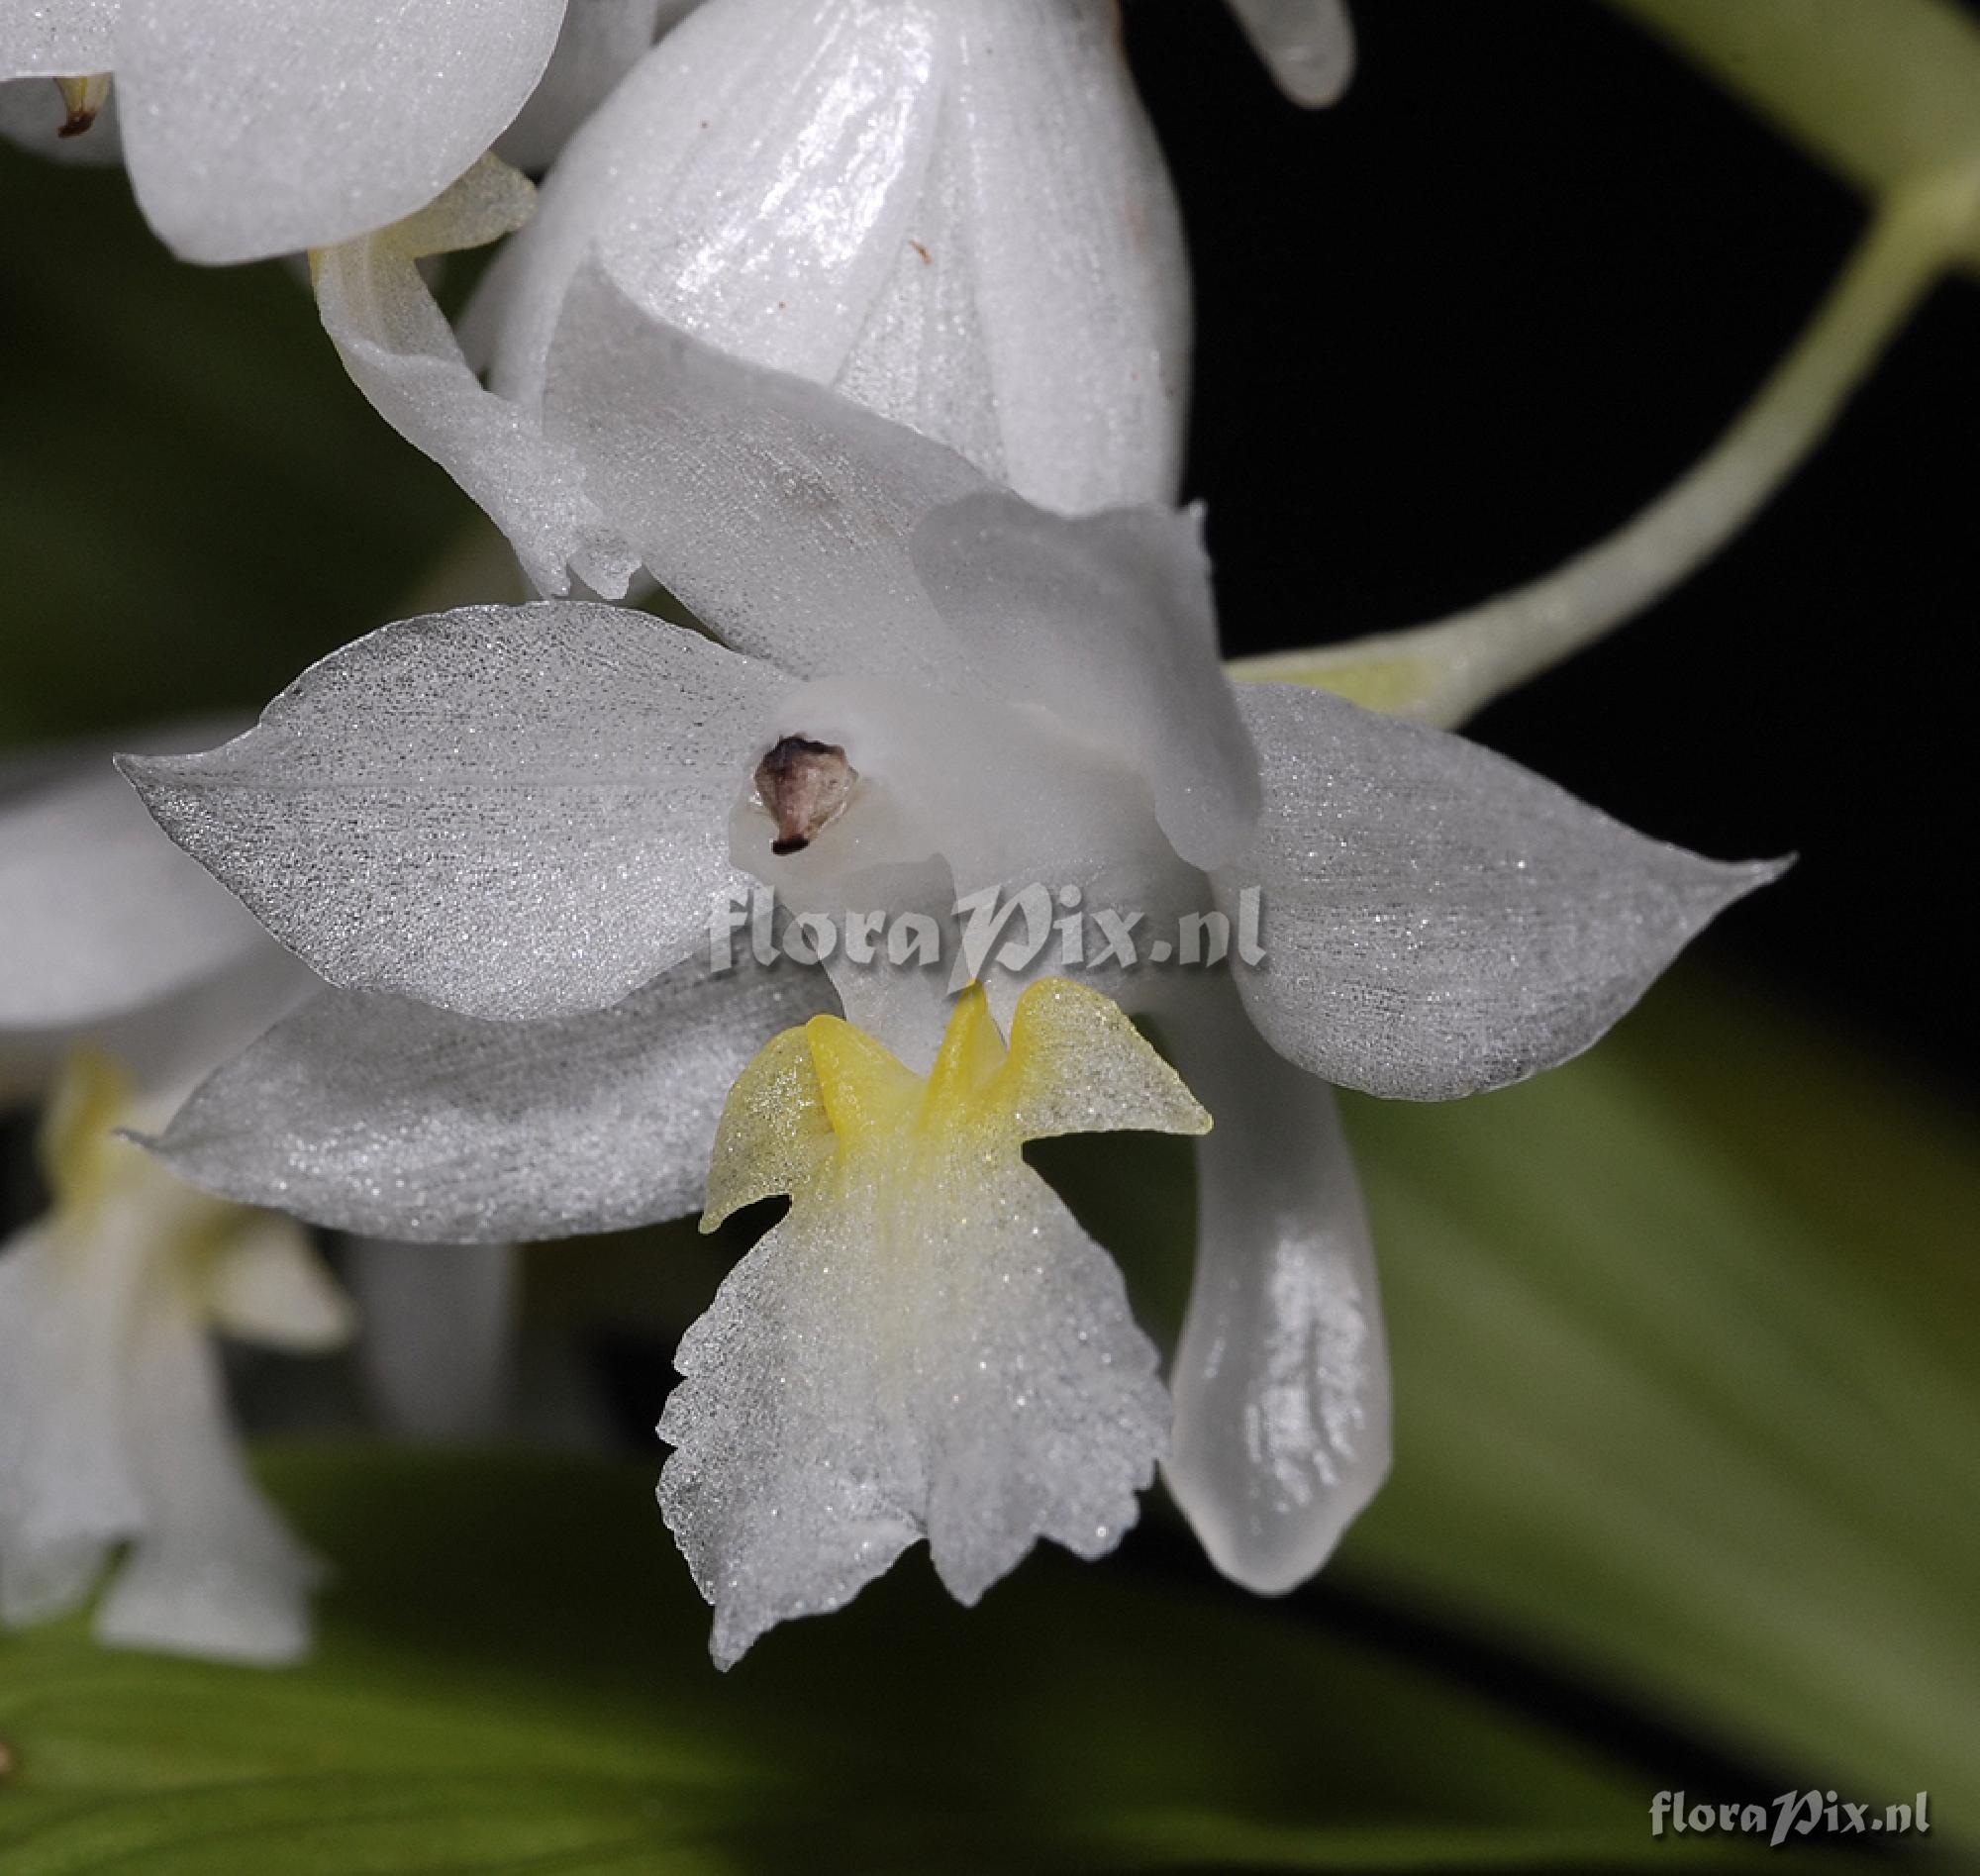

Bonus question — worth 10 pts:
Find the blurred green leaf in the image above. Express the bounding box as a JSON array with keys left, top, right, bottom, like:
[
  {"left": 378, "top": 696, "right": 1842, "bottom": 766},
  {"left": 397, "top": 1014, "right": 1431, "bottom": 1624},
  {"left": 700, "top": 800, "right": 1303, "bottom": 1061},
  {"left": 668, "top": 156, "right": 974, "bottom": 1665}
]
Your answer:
[
  {"left": 0, "top": 146, "right": 483, "bottom": 744},
  {"left": 0, "top": 1449, "right": 1754, "bottom": 1873},
  {"left": 1337, "top": 974, "right": 1980, "bottom": 1836}
]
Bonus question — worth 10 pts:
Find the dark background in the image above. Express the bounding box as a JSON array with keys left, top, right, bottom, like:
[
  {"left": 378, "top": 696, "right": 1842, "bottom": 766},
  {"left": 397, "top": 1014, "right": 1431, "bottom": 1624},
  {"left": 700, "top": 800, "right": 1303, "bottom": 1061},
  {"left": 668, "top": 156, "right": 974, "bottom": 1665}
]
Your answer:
[{"left": 1131, "top": 0, "right": 1977, "bottom": 1104}]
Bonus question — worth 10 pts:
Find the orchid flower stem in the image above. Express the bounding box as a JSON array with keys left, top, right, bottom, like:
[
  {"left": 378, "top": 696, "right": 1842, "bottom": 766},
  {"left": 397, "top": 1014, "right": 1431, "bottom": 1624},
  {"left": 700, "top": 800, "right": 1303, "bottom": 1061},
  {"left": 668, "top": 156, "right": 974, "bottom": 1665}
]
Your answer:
[{"left": 1230, "top": 166, "right": 1980, "bottom": 727}]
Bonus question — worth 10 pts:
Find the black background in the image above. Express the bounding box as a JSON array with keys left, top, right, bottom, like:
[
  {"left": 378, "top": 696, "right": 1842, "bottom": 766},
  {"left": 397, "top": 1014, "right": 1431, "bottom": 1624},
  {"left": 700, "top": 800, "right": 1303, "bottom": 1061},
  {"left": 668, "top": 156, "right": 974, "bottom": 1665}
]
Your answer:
[{"left": 1130, "top": 0, "right": 1977, "bottom": 1103}]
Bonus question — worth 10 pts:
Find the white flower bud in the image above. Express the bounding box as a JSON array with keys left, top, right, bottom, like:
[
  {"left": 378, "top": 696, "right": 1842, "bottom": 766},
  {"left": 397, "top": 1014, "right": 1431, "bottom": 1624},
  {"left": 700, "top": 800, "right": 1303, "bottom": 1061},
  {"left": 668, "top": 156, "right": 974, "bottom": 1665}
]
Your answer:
[{"left": 469, "top": 0, "right": 1192, "bottom": 515}]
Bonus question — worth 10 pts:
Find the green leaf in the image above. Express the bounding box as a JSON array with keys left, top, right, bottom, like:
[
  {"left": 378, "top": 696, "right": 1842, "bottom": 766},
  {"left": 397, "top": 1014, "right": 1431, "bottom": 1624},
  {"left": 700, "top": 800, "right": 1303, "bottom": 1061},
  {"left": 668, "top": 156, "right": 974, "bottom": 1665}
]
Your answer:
[
  {"left": 0, "top": 1450, "right": 1755, "bottom": 1873},
  {"left": 1338, "top": 973, "right": 1980, "bottom": 1833}
]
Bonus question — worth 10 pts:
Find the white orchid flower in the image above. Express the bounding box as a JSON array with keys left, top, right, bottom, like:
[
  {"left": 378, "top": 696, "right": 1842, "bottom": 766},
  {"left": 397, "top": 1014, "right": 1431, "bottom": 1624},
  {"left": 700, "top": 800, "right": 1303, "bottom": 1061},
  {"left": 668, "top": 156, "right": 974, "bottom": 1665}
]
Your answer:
[
  {"left": 0, "top": 743, "right": 352, "bottom": 1660},
  {"left": 0, "top": 0, "right": 676, "bottom": 261},
  {"left": 0, "top": 739, "right": 515, "bottom": 1655},
  {"left": 0, "top": 1048, "right": 350, "bottom": 1662},
  {"left": 121, "top": 298, "right": 1780, "bottom": 1656}
]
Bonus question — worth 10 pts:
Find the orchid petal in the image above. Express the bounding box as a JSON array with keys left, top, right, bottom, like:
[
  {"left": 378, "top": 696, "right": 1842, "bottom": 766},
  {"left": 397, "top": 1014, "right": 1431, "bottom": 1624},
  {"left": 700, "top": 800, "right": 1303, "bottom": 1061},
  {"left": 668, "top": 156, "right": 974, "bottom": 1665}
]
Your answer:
[
  {"left": 917, "top": 0, "right": 1189, "bottom": 511},
  {"left": 484, "top": 0, "right": 946, "bottom": 411},
  {"left": 121, "top": 603, "right": 787, "bottom": 1021},
  {"left": 1162, "top": 994, "right": 1389, "bottom": 1593},
  {"left": 347, "top": 1239, "right": 519, "bottom": 1442},
  {"left": 94, "top": 1287, "right": 323, "bottom": 1663},
  {"left": 479, "top": 0, "right": 1185, "bottom": 514},
  {"left": 1, "top": 939, "right": 316, "bottom": 1121},
  {"left": 115, "top": 0, "right": 567, "bottom": 262},
  {"left": 666, "top": 980, "right": 1203, "bottom": 1666},
  {"left": 1226, "top": 0, "right": 1355, "bottom": 108},
  {"left": 313, "top": 158, "right": 639, "bottom": 600},
  {"left": 0, "top": 1223, "right": 144, "bottom": 1626},
  {"left": 0, "top": 0, "right": 114, "bottom": 77},
  {"left": 497, "top": 0, "right": 695, "bottom": 173},
  {"left": 911, "top": 491, "right": 1261, "bottom": 870},
  {"left": 148, "top": 955, "right": 835, "bottom": 1241},
  {"left": 544, "top": 262, "right": 979, "bottom": 684},
  {"left": 0, "top": 756, "right": 270, "bottom": 1033},
  {"left": 1220, "top": 683, "right": 1787, "bottom": 1100},
  {"left": 200, "top": 1214, "right": 355, "bottom": 1351}
]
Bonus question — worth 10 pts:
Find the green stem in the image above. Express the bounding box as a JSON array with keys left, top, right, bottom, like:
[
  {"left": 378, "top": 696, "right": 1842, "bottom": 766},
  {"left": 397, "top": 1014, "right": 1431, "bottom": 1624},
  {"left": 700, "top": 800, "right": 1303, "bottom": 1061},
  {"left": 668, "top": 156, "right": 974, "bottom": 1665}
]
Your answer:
[
  {"left": 1606, "top": 0, "right": 1980, "bottom": 244},
  {"left": 1230, "top": 169, "right": 1980, "bottom": 727}
]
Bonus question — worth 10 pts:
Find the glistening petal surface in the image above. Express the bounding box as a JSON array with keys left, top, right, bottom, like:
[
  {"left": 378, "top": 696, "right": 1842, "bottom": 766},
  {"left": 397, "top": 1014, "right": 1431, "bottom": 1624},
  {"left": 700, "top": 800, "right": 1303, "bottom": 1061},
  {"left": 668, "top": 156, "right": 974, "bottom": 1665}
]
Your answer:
[
  {"left": 909, "top": 0, "right": 1188, "bottom": 511},
  {"left": 0, "top": 0, "right": 114, "bottom": 78},
  {"left": 116, "top": 0, "right": 567, "bottom": 262},
  {"left": 121, "top": 603, "right": 787, "bottom": 1022},
  {"left": 1162, "top": 993, "right": 1390, "bottom": 1593},
  {"left": 664, "top": 981, "right": 1204, "bottom": 1667},
  {"left": 148, "top": 956, "right": 837, "bottom": 1243},
  {"left": 1218, "top": 683, "right": 1786, "bottom": 1100},
  {"left": 479, "top": 0, "right": 1187, "bottom": 512}
]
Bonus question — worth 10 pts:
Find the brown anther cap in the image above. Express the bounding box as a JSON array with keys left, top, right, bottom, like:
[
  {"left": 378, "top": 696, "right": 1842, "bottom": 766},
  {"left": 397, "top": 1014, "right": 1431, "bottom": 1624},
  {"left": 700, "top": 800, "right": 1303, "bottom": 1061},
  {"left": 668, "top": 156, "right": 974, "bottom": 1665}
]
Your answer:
[{"left": 755, "top": 736, "right": 857, "bottom": 855}]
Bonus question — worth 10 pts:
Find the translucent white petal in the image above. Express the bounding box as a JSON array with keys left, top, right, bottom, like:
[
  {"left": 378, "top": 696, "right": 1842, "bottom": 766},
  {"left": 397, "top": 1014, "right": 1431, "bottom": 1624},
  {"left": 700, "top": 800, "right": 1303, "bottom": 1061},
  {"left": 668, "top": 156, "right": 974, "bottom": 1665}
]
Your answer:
[
  {"left": 94, "top": 1285, "right": 322, "bottom": 1663},
  {"left": 313, "top": 158, "right": 639, "bottom": 600},
  {"left": 478, "top": 0, "right": 1187, "bottom": 513},
  {"left": 148, "top": 954, "right": 836, "bottom": 1241},
  {"left": 0, "top": 72, "right": 123, "bottom": 160},
  {"left": 1219, "top": 683, "right": 1787, "bottom": 1100},
  {"left": 1226, "top": 0, "right": 1355, "bottom": 108},
  {"left": 475, "top": 0, "right": 939, "bottom": 409},
  {"left": 200, "top": 1214, "right": 355, "bottom": 1351},
  {"left": 120, "top": 603, "right": 789, "bottom": 1021},
  {"left": 1161, "top": 993, "right": 1389, "bottom": 1593},
  {"left": 910, "top": 491, "right": 1260, "bottom": 869},
  {"left": 0, "top": 0, "right": 115, "bottom": 78},
  {"left": 497, "top": 0, "right": 699, "bottom": 173},
  {"left": 544, "top": 262, "right": 979, "bottom": 683},
  {"left": 115, "top": 0, "right": 567, "bottom": 262},
  {"left": 0, "top": 1223, "right": 144, "bottom": 1626},
  {"left": 666, "top": 981, "right": 1201, "bottom": 1666},
  {"left": 0, "top": 754, "right": 270, "bottom": 1032},
  {"left": 902, "top": 0, "right": 1188, "bottom": 510},
  {"left": 347, "top": 1238, "right": 518, "bottom": 1442}
]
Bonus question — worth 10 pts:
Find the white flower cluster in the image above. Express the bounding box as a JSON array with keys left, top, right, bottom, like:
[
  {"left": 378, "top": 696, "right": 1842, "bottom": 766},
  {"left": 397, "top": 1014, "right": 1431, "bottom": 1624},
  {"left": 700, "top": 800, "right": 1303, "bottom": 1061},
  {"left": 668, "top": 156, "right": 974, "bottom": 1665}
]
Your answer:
[{"left": 1, "top": 0, "right": 1777, "bottom": 1669}]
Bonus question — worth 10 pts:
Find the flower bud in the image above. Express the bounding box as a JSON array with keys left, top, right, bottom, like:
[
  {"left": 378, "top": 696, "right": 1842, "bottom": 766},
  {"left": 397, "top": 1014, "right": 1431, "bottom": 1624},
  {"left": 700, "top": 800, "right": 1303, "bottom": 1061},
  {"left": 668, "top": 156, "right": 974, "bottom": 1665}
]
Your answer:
[{"left": 470, "top": 0, "right": 1191, "bottom": 515}]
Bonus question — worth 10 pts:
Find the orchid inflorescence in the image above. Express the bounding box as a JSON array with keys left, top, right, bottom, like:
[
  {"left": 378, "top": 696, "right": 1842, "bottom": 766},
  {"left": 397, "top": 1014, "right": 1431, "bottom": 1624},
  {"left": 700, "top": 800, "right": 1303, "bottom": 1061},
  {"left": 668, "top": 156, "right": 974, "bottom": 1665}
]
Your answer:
[{"left": 25, "top": 0, "right": 1940, "bottom": 1672}]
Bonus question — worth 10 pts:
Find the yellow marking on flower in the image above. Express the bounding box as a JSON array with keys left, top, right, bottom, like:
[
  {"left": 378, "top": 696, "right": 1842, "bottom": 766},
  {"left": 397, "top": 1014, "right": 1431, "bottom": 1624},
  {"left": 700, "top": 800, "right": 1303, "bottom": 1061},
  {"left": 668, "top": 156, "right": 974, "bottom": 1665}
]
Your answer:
[
  {"left": 37, "top": 1046, "right": 135, "bottom": 1216},
  {"left": 702, "top": 979, "right": 1209, "bottom": 1234},
  {"left": 29, "top": 1049, "right": 353, "bottom": 1350}
]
